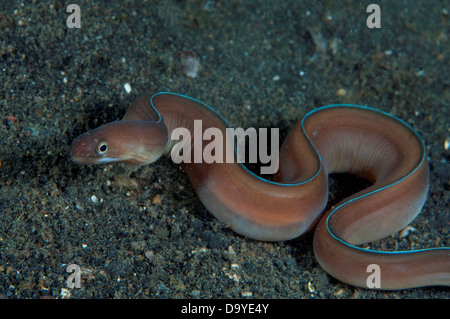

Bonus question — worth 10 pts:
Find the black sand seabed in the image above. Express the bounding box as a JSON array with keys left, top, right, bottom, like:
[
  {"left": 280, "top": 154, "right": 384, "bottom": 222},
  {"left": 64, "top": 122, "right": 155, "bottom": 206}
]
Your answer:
[{"left": 0, "top": 0, "right": 448, "bottom": 300}]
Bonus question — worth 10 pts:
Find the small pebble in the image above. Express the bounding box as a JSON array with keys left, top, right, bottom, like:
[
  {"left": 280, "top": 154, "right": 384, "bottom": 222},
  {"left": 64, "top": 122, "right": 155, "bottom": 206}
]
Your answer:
[
  {"left": 90, "top": 195, "right": 99, "bottom": 204},
  {"left": 444, "top": 138, "right": 450, "bottom": 151},
  {"left": 336, "top": 88, "right": 346, "bottom": 97},
  {"left": 144, "top": 251, "right": 154, "bottom": 259},
  {"left": 225, "top": 245, "right": 237, "bottom": 261},
  {"left": 152, "top": 194, "right": 162, "bottom": 205}
]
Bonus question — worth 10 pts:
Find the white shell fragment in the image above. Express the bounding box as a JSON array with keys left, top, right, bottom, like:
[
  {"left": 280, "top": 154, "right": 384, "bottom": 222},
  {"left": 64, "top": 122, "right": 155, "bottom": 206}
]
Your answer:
[
  {"left": 60, "top": 288, "right": 71, "bottom": 299},
  {"left": 179, "top": 50, "right": 200, "bottom": 78},
  {"left": 124, "top": 82, "right": 132, "bottom": 93},
  {"left": 399, "top": 225, "right": 416, "bottom": 238}
]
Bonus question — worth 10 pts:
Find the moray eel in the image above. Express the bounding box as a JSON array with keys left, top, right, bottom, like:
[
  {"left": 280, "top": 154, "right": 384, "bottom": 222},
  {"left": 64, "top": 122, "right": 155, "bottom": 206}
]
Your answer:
[{"left": 71, "top": 92, "right": 450, "bottom": 289}]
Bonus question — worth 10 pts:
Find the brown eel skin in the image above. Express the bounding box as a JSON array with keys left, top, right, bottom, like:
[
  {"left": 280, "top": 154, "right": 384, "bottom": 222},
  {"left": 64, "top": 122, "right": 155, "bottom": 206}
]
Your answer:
[{"left": 71, "top": 92, "right": 450, "bottom": 290}]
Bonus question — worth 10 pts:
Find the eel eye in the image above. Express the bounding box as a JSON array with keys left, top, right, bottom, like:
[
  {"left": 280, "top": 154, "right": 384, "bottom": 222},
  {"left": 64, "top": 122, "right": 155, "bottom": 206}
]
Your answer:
[{"left": 96, "top": 141, "right": 109, "bottom": 155}]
